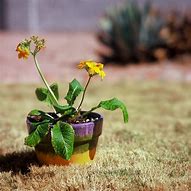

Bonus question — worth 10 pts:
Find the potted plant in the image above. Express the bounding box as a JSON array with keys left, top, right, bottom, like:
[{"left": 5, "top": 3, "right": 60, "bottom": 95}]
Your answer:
[{"left": 16, "top": 36, "right": 128, "bottom": 165}]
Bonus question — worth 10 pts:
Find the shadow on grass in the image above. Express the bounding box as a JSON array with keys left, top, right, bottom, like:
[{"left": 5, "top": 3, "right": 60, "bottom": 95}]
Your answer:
[{"left": 0, "top": 151, "right": 40, "bottom": 175}]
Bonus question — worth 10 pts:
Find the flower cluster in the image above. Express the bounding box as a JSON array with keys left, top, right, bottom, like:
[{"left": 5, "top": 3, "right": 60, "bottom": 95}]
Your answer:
[
  {"left": 78, "top": 60, "right": 106, "bottom": 79},
  {"left": 30, "top": 36, "right": 45, "bottom": 55},
  {"left": 16, "top": 42, "right": 30, "bottom": 59},
  {"left": 16, "top": 36, "right": 45, "bottom": 59}
]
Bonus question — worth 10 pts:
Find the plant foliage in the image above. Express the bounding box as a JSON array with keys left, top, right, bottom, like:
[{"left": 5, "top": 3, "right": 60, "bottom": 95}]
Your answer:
[
  {"left": 65, "top": 79, "right": 84, "bottom": 106},
  {"left": 51, "top": 122, "right": 74, "bottom": 160},
  {"left": 16, "top": 37, "right": 128, "bottom": 160}
]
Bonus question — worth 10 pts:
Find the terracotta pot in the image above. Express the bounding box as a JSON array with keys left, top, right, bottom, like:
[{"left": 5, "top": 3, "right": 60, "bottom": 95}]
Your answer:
[{"left": 26, "top": 112, "right": 103, "bottom": 165}]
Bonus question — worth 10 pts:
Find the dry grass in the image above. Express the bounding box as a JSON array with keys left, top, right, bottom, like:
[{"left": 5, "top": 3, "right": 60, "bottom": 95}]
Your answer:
[{"left": 0, "top": 81, "right": 191, "bottom": 191}]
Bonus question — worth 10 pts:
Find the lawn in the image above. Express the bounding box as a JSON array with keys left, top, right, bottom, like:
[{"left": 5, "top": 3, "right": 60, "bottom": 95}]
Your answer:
[{"left": 0, "top": 81, "right": 191, "bottom": 190}]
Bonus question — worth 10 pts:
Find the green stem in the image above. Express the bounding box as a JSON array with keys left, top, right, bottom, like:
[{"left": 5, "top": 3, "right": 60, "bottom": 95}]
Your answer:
[
  {"left": 33, "top": 56, "right": 59, "bottom": 106},
  {"left": 80, "top": 105, "right": 100, "bottom": 119},
  {"left": 77, "top": 76, "right": 92, "bottom": 112}
]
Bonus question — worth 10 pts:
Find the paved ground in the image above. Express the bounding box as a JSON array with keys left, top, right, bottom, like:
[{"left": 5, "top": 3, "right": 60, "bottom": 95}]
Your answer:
[{"left": 1, "top": 32, "right": 191, "bottom": 84}]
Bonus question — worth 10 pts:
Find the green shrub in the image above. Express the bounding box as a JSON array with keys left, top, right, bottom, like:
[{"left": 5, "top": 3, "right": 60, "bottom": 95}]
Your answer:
[{"left": 97, "top": 0, "right": 191, "bottom": 64}]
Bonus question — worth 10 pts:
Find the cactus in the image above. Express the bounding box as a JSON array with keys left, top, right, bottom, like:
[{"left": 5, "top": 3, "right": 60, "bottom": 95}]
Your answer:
[
  {"left": 97, "top": 0, "right": 142, "bottom": 63},
  {"left": 97, "top": 0, "right": 191, "bottom": 64}
]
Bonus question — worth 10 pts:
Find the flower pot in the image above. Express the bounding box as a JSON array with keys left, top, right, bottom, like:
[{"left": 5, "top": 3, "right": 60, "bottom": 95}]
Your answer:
[{"left": 26, "top": 112, "right": 103, "bottom": 165}]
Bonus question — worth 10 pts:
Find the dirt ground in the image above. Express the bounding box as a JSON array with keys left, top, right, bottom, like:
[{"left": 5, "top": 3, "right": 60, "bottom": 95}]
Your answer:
[
  {"left": 0, "top": 82, "right": 191, "bottom": 190},
  {"left": 1, "top": 32, "right": 191, "bottom": 190},
  {"left": 1, "top": 31, "right": 191, "bottom": 84}
]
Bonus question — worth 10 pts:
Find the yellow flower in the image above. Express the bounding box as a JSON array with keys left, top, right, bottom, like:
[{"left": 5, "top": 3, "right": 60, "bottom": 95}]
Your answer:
[
  {"left": 16, "top": 44, "right": 30, "bottom": 59},
  {"left": 78, "top": 61, "right": 86, "bottom": 69},
  {"left": 78, "top": 60, "right": 106, "bottom": 79}
]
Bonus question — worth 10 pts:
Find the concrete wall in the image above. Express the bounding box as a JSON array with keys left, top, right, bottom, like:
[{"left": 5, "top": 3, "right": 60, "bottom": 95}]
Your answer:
[
  {"left": 1, "top": 0, "right": 191, "bottom": 32},
  {"left": 5, "top": 0, "right": 29, "bottom": 30}
]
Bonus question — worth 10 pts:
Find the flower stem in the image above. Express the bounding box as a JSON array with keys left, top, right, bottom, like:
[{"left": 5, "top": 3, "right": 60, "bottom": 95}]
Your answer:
[
  {"left": 33, "top": 55, "right": 59, "bottom": 105},
  {"left": 77, "top": 76, "right": 92, "bottom": 112},
  {"left": 80, "top": 105, "right": 100, "bottom": 119},
  {"left": 73, "top": 104, "right": 100, "bottom": 122}
]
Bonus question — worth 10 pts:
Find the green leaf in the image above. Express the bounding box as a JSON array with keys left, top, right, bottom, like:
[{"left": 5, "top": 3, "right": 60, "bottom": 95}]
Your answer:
[
  {"left": 28, "top": 109, "right": 45, "bottom": 116},
  {"left": 50, "top": 83, "right": 59, "bottom": 100},
  {"left": 28, "top": 109, "right": 54, "bottom": 122},
  {"left": 65, "top": 79, "right": 84, "bottom": 106},
  {"left": 25, "top": 122, "right": 49, "bottom": 147},
  {"left": 35, "top": 87, "right": 47, "bottom": 101},
  {"left": 35, "top": 83, "right": 59, "bottom": 105},
  {"left": 99, "top": 98, "right": 128, "bottom": 123},
  {"left": 53, "top": 104, "right": 75, "bottom": 115},
  {"left": 51, "top": 121, "right": 74, "bottom": 160}
]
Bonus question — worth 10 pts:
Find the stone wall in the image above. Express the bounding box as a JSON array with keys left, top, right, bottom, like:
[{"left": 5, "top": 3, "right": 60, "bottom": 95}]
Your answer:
[{"left": 1, "top": 0, "right": 191, "bottom": 31}]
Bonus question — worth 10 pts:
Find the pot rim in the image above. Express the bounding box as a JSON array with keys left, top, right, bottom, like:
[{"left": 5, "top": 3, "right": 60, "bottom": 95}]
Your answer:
[
  {"left": 26, "top": 111, "right": 103, "bottom": 127},
  {"left": 70, "top": 112, "right": 103, "bottom": 127}
]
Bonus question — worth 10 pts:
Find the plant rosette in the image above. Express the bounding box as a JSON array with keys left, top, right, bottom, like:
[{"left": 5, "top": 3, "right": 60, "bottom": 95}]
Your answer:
[{"left": 16, "top": 36, "right": 128, "bottom": 165}]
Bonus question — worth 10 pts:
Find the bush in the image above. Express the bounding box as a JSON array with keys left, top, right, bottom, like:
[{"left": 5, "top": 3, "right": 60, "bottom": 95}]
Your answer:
[{"left": 97, "top": 0, "right": 191, "bottom": 64}]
